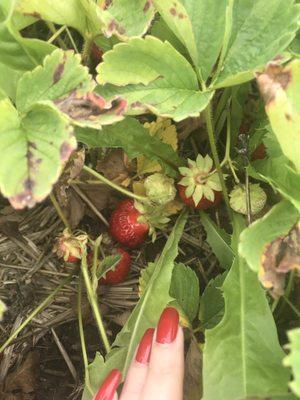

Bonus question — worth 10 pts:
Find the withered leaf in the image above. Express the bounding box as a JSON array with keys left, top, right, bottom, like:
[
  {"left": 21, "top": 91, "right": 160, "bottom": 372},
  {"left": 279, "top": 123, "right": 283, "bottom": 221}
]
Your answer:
[
  {"left": 0, "top": 352, "right": 38, "bottom": 400},
  {"left": 260, "top": 221, "right": 300, "bottom": 298},
  {"left": 184, "top": 338, "right": 202, "bottom": 400},
  {"left": 97, "top": 149, "right": 131, "bottom": 185}
]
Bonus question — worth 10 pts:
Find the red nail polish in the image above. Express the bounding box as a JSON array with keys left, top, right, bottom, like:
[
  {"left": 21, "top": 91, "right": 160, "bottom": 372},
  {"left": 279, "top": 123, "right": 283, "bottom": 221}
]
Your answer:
[
  {"left": 156, "top": 307, "right": 179, "bottom": 344},
  {"left": 135, "top": 328, "right": 155, "bottom": 364},
  {"left": 94, "top": 369, "right": 122, "bottom": 400}
]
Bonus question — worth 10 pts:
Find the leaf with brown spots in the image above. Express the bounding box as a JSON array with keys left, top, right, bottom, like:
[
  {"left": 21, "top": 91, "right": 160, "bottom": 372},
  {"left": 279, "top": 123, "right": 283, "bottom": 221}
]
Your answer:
[
  {"left": 54, "top": 92, "right": 127, "bottom": 128},
  {"left": 100, "top": 0, "right": 155, "bottom": 40},
  {"left": 16, "top": 0, "right": 100, "bottom": 37},
  {"left": 16, "top": 49, "right": 93, "bottom": 113},
  {"left": 0, "top": 99, "right": 76, "bottom": 209},
  {"left": 257, "top": 60, "right": 300, "bottom": 172},
  {"left": 239, "top": 200, "right": 300, "bottom": 297}
]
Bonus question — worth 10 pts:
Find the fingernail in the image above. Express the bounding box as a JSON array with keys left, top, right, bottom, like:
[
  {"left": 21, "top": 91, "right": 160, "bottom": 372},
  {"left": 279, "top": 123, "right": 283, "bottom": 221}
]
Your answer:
[
  {"left": 94, "top": 369, "right": 122, "bottom": 400},
  {"left": 135, "top": 328, "right": 155, "bottom": 364},
  {"left": 156, "top": 307, "right": 179, "bottom": 344}
]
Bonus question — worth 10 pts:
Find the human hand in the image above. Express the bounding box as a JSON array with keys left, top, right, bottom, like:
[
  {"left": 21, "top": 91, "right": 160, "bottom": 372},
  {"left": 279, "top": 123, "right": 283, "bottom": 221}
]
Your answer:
[{"left": 94, "top": 307, "right": 184, "bottom": 400}]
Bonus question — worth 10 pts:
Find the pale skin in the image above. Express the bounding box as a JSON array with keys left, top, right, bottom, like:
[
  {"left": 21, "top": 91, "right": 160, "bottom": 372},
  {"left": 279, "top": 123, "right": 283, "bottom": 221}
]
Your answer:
[{"left": 119, "top": 327, "right": 184, "bottom": 400}]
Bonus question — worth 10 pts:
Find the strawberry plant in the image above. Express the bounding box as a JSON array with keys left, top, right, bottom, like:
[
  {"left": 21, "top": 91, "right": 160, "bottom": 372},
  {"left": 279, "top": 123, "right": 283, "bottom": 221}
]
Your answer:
[{"left": 0, "top": 0, "right": 299, "bottom": 399}]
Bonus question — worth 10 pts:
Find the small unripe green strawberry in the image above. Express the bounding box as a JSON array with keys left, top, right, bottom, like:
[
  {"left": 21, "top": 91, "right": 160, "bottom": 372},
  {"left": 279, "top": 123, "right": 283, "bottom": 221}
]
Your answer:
[
  {"left": 144, "top": 173, "right": 176, "bottom": 205},
  {"left": 229, "top": 183, "right": 267, "bottom": 215}
]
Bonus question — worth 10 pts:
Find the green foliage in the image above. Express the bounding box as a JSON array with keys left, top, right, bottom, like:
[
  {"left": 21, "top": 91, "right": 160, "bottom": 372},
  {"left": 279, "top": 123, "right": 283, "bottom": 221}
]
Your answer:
[
  {"left": 100, "top": 0, "right": 155, "bottom": 40},
  {"left": 97, "top": 36, "right": 213, "bottom": 121},
  {"left": 76, "top": 117, "right": 183, "bottom": 177},
  {"left": 202, "top": 215, "right": 290, "bottom": 400},
  {"left": 284, "top": 328, "right": 300, "bottom": 397},
  {"left": 169, "top": 263, "right": 200, "bottom": 322},
  {"left": 16, "top": 0, "right": 100, "bottom": 38},
  {"left": 200, "top": 211, "right": 234, "bottom": 270},
  {"left": 239, "top": 201, "right": 299, "bottom": 273},
  {"left": 0, "top": 99, "right": 76, "bottom": 209},
  {"left": 199, "top": 272, "right": 226, "bottom": 329},
  {"left": 214, "top": 0, "right": 300, "bottom": 87},
  {"left": 96, "top": 254, "right": 121, "bottom": 280},
  {"left": 16, "top": 49, "right": 93, "bottom": 113},
  {"left": 82, "top": 211, "right": 187, "bottom": 399},
  {"left": 257, "top": 59, "right": 300, "bottom": 172},
  {"left": 0, "top": 0, "right": 55, "bottom": 71},
  {"left": 152, "top": 0, "right": 227, "bottom": 81}
]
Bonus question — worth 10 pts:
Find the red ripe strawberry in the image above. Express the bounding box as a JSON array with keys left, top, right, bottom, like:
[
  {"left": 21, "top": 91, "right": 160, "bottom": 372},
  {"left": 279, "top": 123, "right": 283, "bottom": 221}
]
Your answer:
[
  {"left": 251, "top": 143, "right": 266, "bottom": 160},
  {"left": 100, "top": 248, "right": 131, "bottom": 285},
  {"left": 177, "top": 154, "right": 223, "bottom": 210},
  {"left": 177, "top": 183, "right": 222, "bottom": 209},
  {"left": 109, "top": 199, "right": 149, "bottom": 248}
]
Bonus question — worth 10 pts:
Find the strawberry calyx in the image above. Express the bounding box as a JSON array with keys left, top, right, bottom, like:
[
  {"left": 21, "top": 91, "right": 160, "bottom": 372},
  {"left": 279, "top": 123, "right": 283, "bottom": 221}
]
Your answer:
[
  {"left": 53, "top": 229, "right": 88, "bottom": 262},
  {"left": 134, "top": 200, "right": 170, "bottom": 240},
  {"left": 178, "top": 154, "right": 222, "bottom": 207}
]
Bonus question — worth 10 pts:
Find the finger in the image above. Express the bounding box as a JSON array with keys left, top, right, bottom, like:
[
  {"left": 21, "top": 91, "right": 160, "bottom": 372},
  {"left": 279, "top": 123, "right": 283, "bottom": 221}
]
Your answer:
[
  {"left": 120, "top": 328, "right": 155, "bottom": 400},
  {"left": 93, "top": 369, "right": 121, "bottom": 400},
  {"left": 141, "top": 307, "right": 184, "bottom": 400}
]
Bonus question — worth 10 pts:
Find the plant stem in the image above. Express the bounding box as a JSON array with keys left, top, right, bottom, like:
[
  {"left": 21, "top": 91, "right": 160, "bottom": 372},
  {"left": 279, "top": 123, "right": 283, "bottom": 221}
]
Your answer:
[
  {"left": 81, "top": 252, "right": 111, "bottom": 353},
  {"left": 283, "top": 296, "right": 300, "bottom": 318},
  {"left": 48, "top": 25, "right": 67, "bottom": 44},
  {"left": 46, "top": 21, "right": 67, "bottom": 50},
  {"left": 83, "top": 165, "right": 149, "bottom": 203},
  {"left": 66, "top": 27, "right": 79, "bottom": 53},
  {"left": 0, "top": 273, "right": 74, "bottom": 353},
  {"left": 82, "top": 35, "right": 93, "bottom": 65},
  {"left": 77, "top": 275, "right": 94, "bottom": 397},
  {"left": 50, "top": 193, "right": 71, "bottom": 231},
  {"left": 204, "top": 104, "right": 231, "bottom": 217}
]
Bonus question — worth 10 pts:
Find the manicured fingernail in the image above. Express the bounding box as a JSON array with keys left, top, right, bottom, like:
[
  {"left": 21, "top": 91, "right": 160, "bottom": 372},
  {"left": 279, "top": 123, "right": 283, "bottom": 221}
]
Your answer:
[
  {"left": 135, "top": 328, "right": 155, "bottom": 364},
  {"left": 156, "top": 307, "right": 179, "bottom": 344},
  {"left": 94, "top": 369, "right": 122, "bottom": 400}
]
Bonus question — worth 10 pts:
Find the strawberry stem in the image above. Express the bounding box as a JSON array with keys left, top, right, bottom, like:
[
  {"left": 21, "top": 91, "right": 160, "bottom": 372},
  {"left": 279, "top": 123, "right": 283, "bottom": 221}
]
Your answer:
[
  {"left": 204, "top": 103, "right": 232, "bottom": 217},
  {"left": 77, "top": 275, "right": 94, "bottom": 397},
  {"left": 50, "top": 192, "right": 72, "bottom": 231},
  {"left": 83, "top": 165, "right": 149, "bottom": 203},
  {"left": 0, "top": 272, "right": 74, "bottom": 353},
  {"left": 81, "top": 251, "right": 111, "bottom": 353}
]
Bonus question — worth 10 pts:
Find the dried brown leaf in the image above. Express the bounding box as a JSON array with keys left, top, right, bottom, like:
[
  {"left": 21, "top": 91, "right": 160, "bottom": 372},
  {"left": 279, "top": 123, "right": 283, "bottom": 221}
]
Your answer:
[
  {"left": 0, "top": 352, "right": 38, "bottom": 400},
  {"left": 184, "top": 338, "right": 202, "bottom": 400},
  {"left": 260, "top": 221, "right": 300, "bottom": 297},
  {"left": 97, "top": 149, "right": 131, "bottom": 185}
]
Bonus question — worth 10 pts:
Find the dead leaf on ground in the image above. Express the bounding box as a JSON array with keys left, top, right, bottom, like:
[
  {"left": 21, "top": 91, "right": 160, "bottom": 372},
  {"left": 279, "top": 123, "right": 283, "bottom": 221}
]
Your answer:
[
  {"left": 0, "top": 352, "right": 38, "bottom": 400},
  {"left": 184, "top": 338, "right": 202, "bottom": 400},
  {"left": 97, "top": 149, "right": 132, "bottom": 186},
  {"left": 259, "top": 221, "right": 300, "bottom": 298}
]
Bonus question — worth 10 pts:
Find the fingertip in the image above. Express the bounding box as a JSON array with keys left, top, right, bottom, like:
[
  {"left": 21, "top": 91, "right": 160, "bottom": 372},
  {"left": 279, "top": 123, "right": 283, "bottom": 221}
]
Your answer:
[{"left": 94, "top": 369, "right": 122, "bottom": 400}]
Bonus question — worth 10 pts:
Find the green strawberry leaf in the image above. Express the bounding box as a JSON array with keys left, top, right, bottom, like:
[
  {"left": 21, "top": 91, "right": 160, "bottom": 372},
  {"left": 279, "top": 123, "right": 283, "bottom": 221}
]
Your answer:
[
  {"left": 152, "top": 0, "right": 227, "bottom": 81},
  {"left": 100, "top": 0, "right": 155, "bottom": 40},
  {"left": 16, "top": 49, "right": 126, "bottom": 128},
  {"left": 284, "top": 328, "right": 300, "bottom": 397},
  {"left": 213, "top": 0, "right": 300, "bottom": 88},
  {"left": 96, "top": 254, "right": 121, "bottom": 280},
  {"left": 0, "top": 99, "right": 76, "bottom": 209},
  {"left": 249, "top": 156, "right": 300, "bottom": 212},
  {"left": 203, "top": 214, "right": 290, "bottom": 400},
  {"left": 97, "top": 36, "right": 213, "bottom": 121},
  {"left": 199, "top": 272, "right": 226, "bottom": 329},
  {"left": 0, "top": 62, "right": 23, "bottom": 100},
  {"left": 200, "top": 211, "right": 234, "bottom": 270},
  {"left": 257, "top": 59, "right": 300, "bottom": 172},
  {"left": 0, "top": 0, "right": 55, "bottom": 71},
  {"left": 16, "top": 49, "right": 93, "bottom": 113},
  {"left": 76, "top": 117, "right": 183, "bottom": 177},
  {"left": 82, "top": 211, "right": 188, "bottom": 399},
  {"left": 169, "top": 263, "right": 200, "bottom": 323},
  {"left": 16, "top": 0, "right": 100, "bottom": 38}
]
